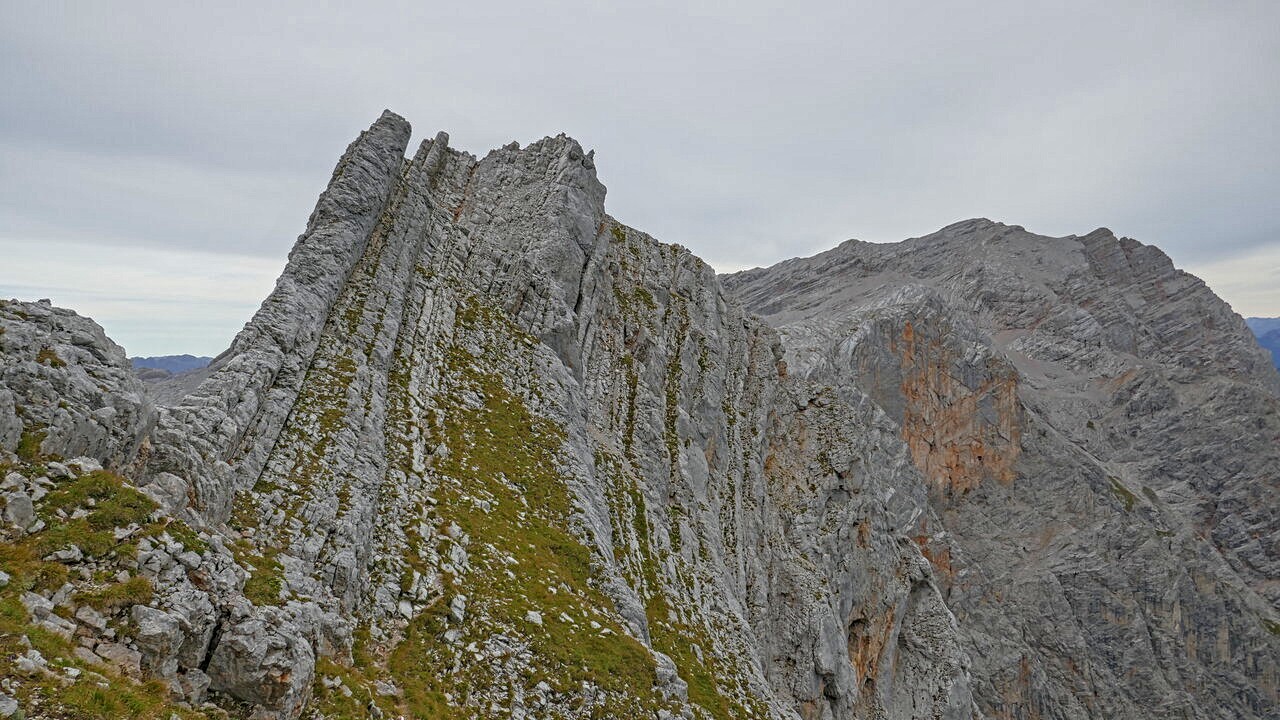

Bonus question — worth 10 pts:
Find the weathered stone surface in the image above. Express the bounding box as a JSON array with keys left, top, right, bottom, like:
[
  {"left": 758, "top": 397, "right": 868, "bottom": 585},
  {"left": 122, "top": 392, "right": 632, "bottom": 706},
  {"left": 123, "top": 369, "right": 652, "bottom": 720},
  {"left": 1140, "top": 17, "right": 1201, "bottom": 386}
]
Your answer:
[
  {"left": 0, "top": 691, "right": 18, "bottom": 718},
  {"left": 205, "top": 607, "right": 315, "bottom": 719},
  {"left": 138, "top": 110, "right": 414, "bottom": 524},
  {"left": 0, "top": 116, "right": 1274, "bottom": 720},
  {"left": 726, "top": 218, "right": 1280, "bottom": 719},
  {"left": 0, "top": 298, "right": 154, "bottom": 466},
  {"left": 132, "top": 604, "right": 184, "bottom": 676},
  {"left": 109, "top": 111, "right": 972, "bottom": 718},
  {"left": 1, "top": 490, "right": 33, "bottom": 529},
  {"left": 95, "top": 641, "right": 143, "bottom": 674}
]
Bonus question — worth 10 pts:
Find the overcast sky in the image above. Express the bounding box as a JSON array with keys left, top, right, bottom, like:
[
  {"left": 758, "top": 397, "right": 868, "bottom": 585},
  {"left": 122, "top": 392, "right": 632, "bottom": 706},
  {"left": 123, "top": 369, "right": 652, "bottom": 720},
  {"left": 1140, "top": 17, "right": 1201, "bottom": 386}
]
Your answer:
[{"left": 2, "top": 1, "right": 1277, "bottom": 356}]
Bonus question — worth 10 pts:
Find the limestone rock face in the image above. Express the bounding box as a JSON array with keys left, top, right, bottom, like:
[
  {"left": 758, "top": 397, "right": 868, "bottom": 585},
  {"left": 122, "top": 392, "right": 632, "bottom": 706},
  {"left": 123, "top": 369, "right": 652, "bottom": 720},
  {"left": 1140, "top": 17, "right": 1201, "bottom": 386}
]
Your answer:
[
  {"left": 138, "top": 111, "right": 974, "bottom": 719},
  {"left": 0, "top": 116, "right": 1275, "bottom": 720},
  {"left": 204, "top": 605, "right": 317, "bottom": 718},
  {"left": 725, "top": 219, "right": 1280, "bottom": 719},
  {"left": 140, "top": 110, "right": 414, "bottom": 527},
  {"left": 0, "top": 299, "right": 154, "bottom": 467}
]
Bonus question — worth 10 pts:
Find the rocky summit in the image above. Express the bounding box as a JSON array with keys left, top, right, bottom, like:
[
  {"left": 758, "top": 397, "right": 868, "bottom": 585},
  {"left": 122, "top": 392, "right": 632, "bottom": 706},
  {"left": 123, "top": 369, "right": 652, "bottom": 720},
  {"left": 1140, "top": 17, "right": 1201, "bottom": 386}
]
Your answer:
[{"left": 0, "top": 111, "right": 1276, "bottom": 720}]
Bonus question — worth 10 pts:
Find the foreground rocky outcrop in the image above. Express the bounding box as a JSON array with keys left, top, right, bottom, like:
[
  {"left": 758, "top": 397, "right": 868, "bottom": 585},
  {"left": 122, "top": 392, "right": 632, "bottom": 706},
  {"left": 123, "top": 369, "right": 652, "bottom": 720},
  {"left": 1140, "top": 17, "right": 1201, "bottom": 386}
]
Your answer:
[{"left": 0, "top": 112, "right": 1276, "bottom": 720}]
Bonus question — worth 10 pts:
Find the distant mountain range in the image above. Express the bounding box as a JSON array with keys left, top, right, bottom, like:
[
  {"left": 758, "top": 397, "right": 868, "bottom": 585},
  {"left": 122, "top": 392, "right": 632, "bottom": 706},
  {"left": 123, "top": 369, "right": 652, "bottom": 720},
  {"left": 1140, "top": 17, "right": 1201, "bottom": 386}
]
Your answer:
[
  {"left": 1248, "top": 318, "right": 1280, "bottom": 369},
  {"left": 130, "top": 354, "right": 211, "bottom": 374}
]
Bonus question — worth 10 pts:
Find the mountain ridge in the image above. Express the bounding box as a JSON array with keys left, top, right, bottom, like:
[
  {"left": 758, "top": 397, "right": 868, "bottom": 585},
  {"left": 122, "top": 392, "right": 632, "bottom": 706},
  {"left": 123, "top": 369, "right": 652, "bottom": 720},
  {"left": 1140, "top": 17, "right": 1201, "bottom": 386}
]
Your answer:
[
  {"left": 1248, "top": 318, "right": 1280, "bottom": 369},
  {"left": 1259, "top": 329, "right": 1280, "bottom": 369},
  {"left": 131, "top": 354, "right": 213, "bottom": 374},
  {"left": 0, "top": 111, "right": 1275, "bottom": 720},
  {"left": 1247, "top": 317, "right": 1280, "bottom": 335}
]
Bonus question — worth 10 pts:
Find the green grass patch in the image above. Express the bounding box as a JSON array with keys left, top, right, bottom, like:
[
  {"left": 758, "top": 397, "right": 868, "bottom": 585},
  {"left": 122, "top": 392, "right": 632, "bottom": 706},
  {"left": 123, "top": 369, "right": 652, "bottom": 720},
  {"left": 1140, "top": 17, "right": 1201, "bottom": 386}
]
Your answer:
[
  {"left": 0, "top": 532, "right": 204, "bottom": 719},
  {"left": 32, "top": 470, "right": 158, "bottom": 560},
  {"left": 43, "top": 471, "right": 157, "bottom": 530},
  {"left": 307, "top": 656, "right": 399, "bottom": 720},
  {"left": 163, "top": 520, "right": 208, "bottom": 555},
  {"left": 37, "top": 347, "right": 67, "bottom": 368},
  {"left": 17, "top": 425, "right": 47, "bottom": 462},
  {"left": 384, "top": 299, "right": 668, "bottom": 717},
  {"left": 0, "top": 539, "right": 69, "bottom": 595},
  {"left": 1108, "top": 476, "right": 1137, "bottom": 512},
  {"left": 74, "top": 576, "right": 154, "bottom": 612},
  {"left": 236, "top": 545, "right": 285, "bottom": 606}
]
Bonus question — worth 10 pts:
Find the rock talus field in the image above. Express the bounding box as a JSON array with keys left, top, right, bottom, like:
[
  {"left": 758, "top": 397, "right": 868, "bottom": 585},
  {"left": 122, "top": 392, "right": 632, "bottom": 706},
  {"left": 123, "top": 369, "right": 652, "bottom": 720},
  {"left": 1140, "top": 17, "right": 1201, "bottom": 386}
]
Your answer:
[{"left": 0, "top": 112, "right": 1276, "bottom": 719}]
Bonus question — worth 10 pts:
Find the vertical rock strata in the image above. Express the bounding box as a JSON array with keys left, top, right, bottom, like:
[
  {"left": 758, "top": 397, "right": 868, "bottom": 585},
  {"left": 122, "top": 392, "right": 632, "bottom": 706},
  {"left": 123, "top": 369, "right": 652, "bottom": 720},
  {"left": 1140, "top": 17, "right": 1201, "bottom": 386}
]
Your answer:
[{"left": 0, "top": 115, "right": 1275, "bottom": 720}]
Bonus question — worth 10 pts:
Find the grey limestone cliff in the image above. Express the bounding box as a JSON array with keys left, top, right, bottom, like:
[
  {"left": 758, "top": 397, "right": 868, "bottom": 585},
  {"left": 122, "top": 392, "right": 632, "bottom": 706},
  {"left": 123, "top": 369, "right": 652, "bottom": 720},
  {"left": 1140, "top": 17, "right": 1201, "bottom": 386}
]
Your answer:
[
  {"left": 726, "top": 219, "right": 1280, "bottom": 719},
  {"left": 0, "top": 114, "right": 1275, "bottom": 720}
]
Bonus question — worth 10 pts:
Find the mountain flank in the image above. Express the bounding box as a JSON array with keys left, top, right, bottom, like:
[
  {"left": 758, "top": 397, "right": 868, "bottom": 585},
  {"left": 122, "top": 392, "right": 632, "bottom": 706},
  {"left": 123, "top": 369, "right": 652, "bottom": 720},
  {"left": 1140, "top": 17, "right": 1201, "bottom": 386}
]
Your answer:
[{"left": 0, "top": 112, "right": 1276, "bottom": 720}]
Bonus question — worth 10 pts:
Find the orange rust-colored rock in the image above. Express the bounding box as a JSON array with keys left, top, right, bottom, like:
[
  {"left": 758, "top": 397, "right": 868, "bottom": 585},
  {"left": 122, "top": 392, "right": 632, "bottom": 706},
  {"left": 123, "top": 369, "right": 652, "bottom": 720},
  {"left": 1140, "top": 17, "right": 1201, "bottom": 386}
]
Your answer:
[
  {"left": 847, "top": 607, "right": 896, "bottom": 693},
  {"left": 893, "top": 320, "right": 1022, "bottom": 501},
  {"left": 913, "top": 533, "right": 955, "bottom": 589}
]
